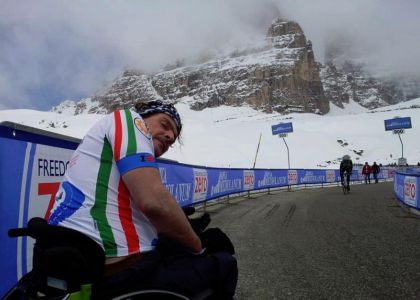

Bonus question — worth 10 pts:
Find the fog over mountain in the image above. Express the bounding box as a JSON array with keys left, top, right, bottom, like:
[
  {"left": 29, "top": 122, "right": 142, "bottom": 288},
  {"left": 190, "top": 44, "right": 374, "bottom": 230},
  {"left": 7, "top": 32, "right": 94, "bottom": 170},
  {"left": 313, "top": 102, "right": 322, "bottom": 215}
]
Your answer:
[{"left": 1, "top": 0, "right": 419, "bottom": 110}]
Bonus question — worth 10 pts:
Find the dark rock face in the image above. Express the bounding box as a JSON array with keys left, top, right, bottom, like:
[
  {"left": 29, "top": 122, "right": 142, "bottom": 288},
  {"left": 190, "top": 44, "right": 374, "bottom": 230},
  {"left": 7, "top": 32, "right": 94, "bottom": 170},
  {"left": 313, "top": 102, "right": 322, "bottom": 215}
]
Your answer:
[
  {"left": 91, "top": 19, "right": 330, "bottom": 115},
  {"left": 320, "top": 62, "right": 403, "bottom": 109},
  {"left": 92, "top": 70, "right": 161, "bottom": 112}
]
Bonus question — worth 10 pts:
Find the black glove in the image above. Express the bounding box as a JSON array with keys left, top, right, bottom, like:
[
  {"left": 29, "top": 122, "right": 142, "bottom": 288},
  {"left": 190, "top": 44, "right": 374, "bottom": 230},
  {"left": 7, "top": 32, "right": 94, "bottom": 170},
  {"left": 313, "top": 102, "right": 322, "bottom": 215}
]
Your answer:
[
  {"left": 155, "top": 234, "right": 192, "bottom": 262},
  {"left": 182, "top": 206, "right": 211, "bottom": 235},
  {"left": 200, "top": 228, "right": 235, "bottom": 255},
  {"left": 182, "top": 206, "right": 196, "bottom": 216},
  {"left": 189, "top": 213, "right": 211, "bottom": 235}
]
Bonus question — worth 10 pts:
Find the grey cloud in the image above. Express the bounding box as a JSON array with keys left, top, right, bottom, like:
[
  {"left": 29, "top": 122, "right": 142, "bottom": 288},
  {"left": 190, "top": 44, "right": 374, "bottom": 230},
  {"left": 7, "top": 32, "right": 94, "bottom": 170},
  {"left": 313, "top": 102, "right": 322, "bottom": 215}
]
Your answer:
[
  {"left": 276, "top": 0, "right": 420, "bottom": 77},
  {"left": 0, "top": 0, "right": 418, "bottom": 109}
]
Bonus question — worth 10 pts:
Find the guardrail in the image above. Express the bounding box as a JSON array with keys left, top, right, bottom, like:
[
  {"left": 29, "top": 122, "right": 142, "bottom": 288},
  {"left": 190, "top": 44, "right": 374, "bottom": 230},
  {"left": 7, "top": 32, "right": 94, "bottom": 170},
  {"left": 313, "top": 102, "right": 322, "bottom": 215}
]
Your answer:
[{"left": 157, "top": 161, "right": 395, "bottom": 207}]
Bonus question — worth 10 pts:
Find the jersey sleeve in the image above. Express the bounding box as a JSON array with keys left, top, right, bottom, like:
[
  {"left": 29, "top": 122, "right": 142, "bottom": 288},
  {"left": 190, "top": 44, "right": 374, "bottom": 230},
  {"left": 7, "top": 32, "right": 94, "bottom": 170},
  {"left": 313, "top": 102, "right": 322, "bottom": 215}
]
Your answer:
[{"left": 106, "top": 109, "right": 158, "bottom": 175}]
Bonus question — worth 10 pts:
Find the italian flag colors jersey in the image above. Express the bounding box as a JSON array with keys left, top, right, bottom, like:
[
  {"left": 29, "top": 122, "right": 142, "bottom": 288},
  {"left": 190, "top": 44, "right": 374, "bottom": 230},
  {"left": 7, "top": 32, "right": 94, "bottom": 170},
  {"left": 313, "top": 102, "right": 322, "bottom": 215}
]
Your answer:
[{"left": 49, "top": 109, "right": 159, "bottom": 257}]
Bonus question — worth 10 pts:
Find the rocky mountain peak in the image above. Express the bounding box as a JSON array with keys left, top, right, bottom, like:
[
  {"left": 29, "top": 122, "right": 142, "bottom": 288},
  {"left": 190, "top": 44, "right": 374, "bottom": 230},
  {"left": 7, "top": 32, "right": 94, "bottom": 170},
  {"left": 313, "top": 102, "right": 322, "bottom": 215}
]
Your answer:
[
  {"left": 121, "top": 69, "right": 145, "bottom": 77},
  {"left": 54, "top": 18, "right": 414, "bottom": 116},
  {"left": 267, "top": 18, "right": 303, "bottom": 38},
  {"left": 266, "top": 18, "right": 307, "bottom": 49},
  {"left": 92, "top": 70, "right": 161, "bottom": 112},
  {"left": 67, "top": 19, "right": 328, "bottom": 115}
]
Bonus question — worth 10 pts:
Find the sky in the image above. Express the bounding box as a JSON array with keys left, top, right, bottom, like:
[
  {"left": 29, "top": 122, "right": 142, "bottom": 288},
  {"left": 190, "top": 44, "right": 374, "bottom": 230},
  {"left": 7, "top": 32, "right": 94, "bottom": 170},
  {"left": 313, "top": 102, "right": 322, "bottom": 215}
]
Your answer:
[
  {"left": 1, "top": 96, "right": 419, "bottom": 169},
  {"left": 1, "top": 0, "right": 420, "bottom": 111}
]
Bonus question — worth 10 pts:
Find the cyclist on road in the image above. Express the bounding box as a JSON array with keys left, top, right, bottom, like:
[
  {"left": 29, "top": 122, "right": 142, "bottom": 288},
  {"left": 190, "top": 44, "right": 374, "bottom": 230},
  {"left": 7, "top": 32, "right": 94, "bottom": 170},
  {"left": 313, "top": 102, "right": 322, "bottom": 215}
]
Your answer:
[
  {"left": 340, "top": 155, "right": 353, "bottom": 191},
  {"left": 48, "top": 100, "right": 238, "bottom": 299}
]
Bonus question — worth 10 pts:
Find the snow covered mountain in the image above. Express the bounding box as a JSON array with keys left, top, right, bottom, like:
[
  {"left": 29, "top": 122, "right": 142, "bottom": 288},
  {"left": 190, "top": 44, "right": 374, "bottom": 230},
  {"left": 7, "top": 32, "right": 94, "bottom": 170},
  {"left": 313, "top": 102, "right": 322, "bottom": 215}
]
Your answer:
[{"left": 2, "top": 97, "right": 420, "bottom": 169}]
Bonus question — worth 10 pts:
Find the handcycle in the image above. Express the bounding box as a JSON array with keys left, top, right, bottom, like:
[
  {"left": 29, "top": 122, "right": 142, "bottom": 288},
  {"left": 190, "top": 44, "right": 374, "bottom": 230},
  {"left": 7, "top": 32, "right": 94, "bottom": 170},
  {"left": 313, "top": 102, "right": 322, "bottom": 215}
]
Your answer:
[
  {"left": 2, "top": 207, "right": 213, "bottom": 300},
  {"left": 342, "top": 170, "right": 350, "bottom": 195}
]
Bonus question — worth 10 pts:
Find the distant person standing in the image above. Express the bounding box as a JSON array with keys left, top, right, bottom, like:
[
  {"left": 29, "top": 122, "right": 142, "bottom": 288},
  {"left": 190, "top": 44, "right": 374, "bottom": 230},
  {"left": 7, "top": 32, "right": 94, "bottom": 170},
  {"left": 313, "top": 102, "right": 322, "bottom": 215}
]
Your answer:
[
  {"left": 371, "top": 162, "right": 380, "bottom": 183},
  {"left": 340, "top": 155, "right": 353, "bottom": 191},
  {"left": 362, "top": 162, "right": 371, "bottom": 184}
]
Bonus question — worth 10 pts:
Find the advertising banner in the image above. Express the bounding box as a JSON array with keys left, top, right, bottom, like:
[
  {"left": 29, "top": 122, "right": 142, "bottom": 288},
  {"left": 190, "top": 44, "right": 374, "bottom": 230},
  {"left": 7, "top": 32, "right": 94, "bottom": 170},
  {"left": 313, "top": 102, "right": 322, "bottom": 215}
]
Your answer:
[
  {"left": 394, "top": 171, "right": 419, "bottom": 210},
  {"left": 255, "top": 169, "right": 288, "bottom": 189},
  {"left": 384, "top": 117, "right": 412, "bottom": 131},
  {"left": 0, "top": 124, "right": 79, "bottom": 297},
  {"left": 271, "top": 122, "right": 293, "bottom": 135},
  {"left": 403, "top": 176, "right": 417, "bottom": 207}
]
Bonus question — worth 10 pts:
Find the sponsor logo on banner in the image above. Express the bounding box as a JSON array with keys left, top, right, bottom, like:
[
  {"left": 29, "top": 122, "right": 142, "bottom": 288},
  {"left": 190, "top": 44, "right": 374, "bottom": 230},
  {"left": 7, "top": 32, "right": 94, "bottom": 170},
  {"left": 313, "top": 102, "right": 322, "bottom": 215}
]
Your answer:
[
  {"left": 211, "top": 171, "right": 242, "bottom": 197},
  {"left": 175, "top": 183, "right": 191, "bottom": 204},
  {"left": 300, "top": 171, "right": 325, "bottom": 183},
  {"left": 24, "top": 144, "right": 74, "bottom": 274},
  {"left": 243, "top": 170, "right": 255, "bottom": 190},
  {"left": 31, "top": 145, "right": 74, "bottom": 220},
  {"left": 404, "top": 176, "right": 417, "bottom": 207},
  {"left": 134, "top": 117, "right": 152, "bottom": 139},
  {"left": 193, "top": 168, "right": 208, "bottom": 202},
  {"left": 326, "top": 170, "right": 336, "bottom": 182},
  {"left": 159, "top": 167, "right": 167, "bottom": 183},
  {"left": 161, "top": 166, "right": 192, "bottom": 204},
  {"left": 258, "top": 171, "right": 287, "bottom": 188},
  {"left": 288, "top": 170, "right": 297, "bottom": 185}
]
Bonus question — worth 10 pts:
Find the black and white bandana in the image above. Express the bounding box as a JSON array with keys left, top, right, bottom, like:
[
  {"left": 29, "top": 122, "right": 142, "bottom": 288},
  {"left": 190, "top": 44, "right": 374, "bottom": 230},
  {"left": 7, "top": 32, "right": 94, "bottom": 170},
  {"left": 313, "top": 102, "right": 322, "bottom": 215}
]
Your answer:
[{"left": 135, "top": 100, "right": 182, "bottom": 135}]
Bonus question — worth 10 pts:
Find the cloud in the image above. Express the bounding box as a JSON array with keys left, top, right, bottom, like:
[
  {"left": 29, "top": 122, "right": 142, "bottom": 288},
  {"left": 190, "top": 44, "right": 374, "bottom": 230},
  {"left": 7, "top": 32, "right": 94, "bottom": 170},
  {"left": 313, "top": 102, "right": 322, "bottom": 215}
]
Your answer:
[
  {"left": 276, "top": 0, "right": 420, "bottom": 77},
  {"left": 0, "top": 0, "right": 419, "bottom": 110}
]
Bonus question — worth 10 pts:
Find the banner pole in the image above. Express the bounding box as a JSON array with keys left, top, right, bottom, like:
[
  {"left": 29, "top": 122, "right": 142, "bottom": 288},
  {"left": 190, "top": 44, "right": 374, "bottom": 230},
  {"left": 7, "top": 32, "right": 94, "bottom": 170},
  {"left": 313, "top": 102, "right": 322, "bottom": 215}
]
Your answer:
[
  {"left": 282, "top": 137, "right": 290, "bottom": 169},
  {"left": 398, "top": 132, "right": 404, "bottom": 158},
  {"left": 253, "top": 133, "right": 262, "bottom": 169}
]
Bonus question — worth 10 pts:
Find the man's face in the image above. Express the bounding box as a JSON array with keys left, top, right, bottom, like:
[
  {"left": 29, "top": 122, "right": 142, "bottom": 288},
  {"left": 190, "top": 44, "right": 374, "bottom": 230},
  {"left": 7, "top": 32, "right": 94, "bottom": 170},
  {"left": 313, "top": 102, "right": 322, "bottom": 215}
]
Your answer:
[{"left": 144, "top": 113, "right": 178, "bottom": 157}]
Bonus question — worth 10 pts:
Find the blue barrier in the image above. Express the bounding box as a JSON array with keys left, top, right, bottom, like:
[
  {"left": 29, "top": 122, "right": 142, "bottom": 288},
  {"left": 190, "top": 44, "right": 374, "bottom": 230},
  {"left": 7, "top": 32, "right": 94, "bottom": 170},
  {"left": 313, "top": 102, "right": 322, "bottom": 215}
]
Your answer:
[
  {"left": 0, "top": 122, "right": 80, "bottom": 295},
  {"left": 393, "top": 169, "right": 420, "bottom": 211},
  {"left": 0, "top": 121, "right": 394, "bottom": 296}
]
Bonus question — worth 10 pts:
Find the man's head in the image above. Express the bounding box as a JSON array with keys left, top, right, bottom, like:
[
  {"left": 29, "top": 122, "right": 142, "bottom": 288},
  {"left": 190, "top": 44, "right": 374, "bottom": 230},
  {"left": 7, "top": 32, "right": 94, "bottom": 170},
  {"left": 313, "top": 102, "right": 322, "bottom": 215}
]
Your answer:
[
  {"left": 343, "top": 155, "right": 350, "bottom": 161},
  {"left": 135, "top": 100, "right": 182, "bottom": 157}
]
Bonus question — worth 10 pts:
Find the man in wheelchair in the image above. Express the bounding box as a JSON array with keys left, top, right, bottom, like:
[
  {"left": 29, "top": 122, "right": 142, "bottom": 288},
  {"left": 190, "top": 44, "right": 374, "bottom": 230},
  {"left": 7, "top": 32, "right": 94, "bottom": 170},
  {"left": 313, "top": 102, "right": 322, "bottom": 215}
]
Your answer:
[{"left": 5, "top": 101, "right": 237, "bottom": 299}]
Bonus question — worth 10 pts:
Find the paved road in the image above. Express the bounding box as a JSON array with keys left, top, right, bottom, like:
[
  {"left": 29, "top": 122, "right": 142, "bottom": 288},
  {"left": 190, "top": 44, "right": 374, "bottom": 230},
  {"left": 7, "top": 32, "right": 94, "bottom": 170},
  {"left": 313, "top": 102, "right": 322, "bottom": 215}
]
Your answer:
[{"left": 203, "top": 182, "right": 420, "bottom": 299}]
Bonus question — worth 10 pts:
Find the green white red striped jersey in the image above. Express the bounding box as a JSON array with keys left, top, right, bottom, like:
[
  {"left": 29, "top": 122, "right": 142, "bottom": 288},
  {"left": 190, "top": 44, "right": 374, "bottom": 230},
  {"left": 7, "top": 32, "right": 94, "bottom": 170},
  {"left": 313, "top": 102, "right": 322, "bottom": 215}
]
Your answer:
[{"left": 49, "top": 109, "right": 159, "bottom": 257}]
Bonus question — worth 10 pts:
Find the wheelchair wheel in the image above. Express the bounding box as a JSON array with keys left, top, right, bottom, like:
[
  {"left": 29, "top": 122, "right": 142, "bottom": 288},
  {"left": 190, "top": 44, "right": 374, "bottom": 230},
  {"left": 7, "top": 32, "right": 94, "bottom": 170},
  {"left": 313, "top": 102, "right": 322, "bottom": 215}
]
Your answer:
[
  {"left": 111, "top": 287, "right": 213, "bottom": 300},
  {"left": 111, "top": 289, "right": 189, "bottom": 300}
]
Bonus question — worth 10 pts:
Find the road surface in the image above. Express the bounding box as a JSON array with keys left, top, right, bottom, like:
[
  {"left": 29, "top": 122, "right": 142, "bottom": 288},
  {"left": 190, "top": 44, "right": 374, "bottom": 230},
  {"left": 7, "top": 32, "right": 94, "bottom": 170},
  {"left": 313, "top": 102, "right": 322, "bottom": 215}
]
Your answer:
[{"left": 205, "top": 182, "right": 420, "bottom": 299}]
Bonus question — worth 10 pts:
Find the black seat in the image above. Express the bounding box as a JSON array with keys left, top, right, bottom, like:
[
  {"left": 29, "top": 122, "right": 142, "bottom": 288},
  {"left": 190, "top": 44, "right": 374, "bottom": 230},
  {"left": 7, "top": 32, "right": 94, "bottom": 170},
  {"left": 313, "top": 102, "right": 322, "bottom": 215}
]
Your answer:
[{"left": 8, "top": 217, "right": 105, "bottom": 297}]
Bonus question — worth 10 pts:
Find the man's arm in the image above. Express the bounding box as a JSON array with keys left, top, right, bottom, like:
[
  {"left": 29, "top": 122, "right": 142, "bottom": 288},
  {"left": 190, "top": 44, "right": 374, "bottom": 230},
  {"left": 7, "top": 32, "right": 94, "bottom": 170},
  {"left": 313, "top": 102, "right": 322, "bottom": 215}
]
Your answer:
[{"left": 122, "top": 167, "right": 202, "bottom": 253}]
